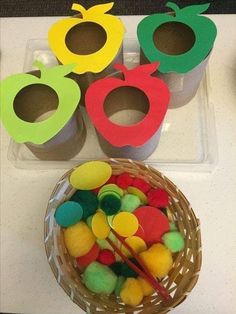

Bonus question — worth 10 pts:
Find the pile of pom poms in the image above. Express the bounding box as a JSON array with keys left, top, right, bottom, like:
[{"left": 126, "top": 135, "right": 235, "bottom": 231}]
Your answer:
[{"left": 54, "top": 161, "right": 185, "bottom": 306}]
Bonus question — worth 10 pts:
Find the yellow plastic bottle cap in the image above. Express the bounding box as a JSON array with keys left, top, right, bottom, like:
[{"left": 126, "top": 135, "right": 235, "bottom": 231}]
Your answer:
[
  {"left": 92, "top": 212, "right": 110, "bottom": 239},
  {"left": 69, "top": 161, "right": 112, "bottom": 190},
  {"left": 112, "top": 212, "right": 139, "bottom": 237},
  {"left": 121, "top": 236, "right": 147, "bottom": 258}
]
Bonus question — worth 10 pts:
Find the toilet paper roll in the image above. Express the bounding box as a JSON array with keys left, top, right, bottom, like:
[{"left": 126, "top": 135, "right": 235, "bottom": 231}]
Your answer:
[
  {"left": 85, "top": 66, "right": 169, "bottom": 161},
  {"left": 26, "top": 110, "right": 86, "bottom": 160},
  {"left": 97, "top": 82, "right": 162, "bottom": 160},
  {"left": 15, "top": 70, "right": 86, "bottom": 160},
  {"left": 140, "top": 51, "right": 210, "bottom": 108},
  {"left": 97, "top": 127, "right": 162, "bottom": 161}
]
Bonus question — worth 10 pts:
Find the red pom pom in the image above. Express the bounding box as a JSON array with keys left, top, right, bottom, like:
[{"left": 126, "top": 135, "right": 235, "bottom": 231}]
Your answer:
[
  {"left": 76, "top": 243, "right": 100, "bottom": 267},
  {"left": 134, "top": 206, "right": 169, "bottom": 244},
  {"left": 97, "top": 249, "right": 116, "bottom": 266},
  {"left": 92, "top": 187, "right": 100, "bottom": 194},
  {"left": 106, "top": 175, "right": 117, "bottom": 184},
  {"left": 132, "top": 178, "right": 151, "bottom": 193},
  {"left": 116, "top": 173, "right": 133, "bottom": 189},
  {"left": 147, "top": 188, "right": 169, "bottom": 208},
  {"left": 92, "top": 176, "right": 117, "bottom": 194}
]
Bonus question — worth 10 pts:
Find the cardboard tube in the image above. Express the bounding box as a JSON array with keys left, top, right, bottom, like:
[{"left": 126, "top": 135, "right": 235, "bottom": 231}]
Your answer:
[
  {"left": 14, "top": 71, "right": 86, "bottom": 160},
  {"left": 97, "top": 128, "right": 162, "bottom": 160},
  {"left": 140, "top": 20, "right": 210, "bottom": 108},
  {"left": 158, "top": 54, "right": 210, "bottom": 108},
  {"left": 26, "top": 110, "right": 86, "bottom": 160},
  {"left": 64, "top": 20, "right": 123, "bottom": 105},
  {"left": 141, "top": 51, "right": 210, "bottom": 108},
  {"left": 94, "top": 76, "right": 162, "bottom": 160}
]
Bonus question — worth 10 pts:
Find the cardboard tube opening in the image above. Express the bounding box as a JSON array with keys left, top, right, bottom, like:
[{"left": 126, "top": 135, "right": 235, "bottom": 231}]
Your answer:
[
  {"left": 153, "top": 22, "right": 195, "bottom": 55},
  {"left": 66, "top": 22, "right": 107, "bottom": 55},
  {"left": 13, "top": 83, "right": 59, "bottom": 123},
  {"left": 104, "top": 86, "right": 149, "bottom": 126}
]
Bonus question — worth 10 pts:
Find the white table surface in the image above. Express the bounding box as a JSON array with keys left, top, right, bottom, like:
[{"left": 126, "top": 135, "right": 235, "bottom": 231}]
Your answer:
[{"left": 1, "top": 15, "right": 236, "bottom": 314}]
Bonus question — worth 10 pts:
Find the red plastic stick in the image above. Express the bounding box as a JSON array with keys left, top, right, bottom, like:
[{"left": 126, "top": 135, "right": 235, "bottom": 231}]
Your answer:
[
  {"left": 106, "top": 237, "right": 170, "bottom": 300},
  {"left": 111, "top": 229, "right": 170, "bottom": 299},
  {"left": 112, "top": 229, "right": 152, "bottom": 275}
]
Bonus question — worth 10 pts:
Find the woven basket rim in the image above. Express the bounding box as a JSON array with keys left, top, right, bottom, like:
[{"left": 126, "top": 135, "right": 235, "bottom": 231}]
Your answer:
[{"left": 44, "top": 158, "right": 202, "bottom": 314}]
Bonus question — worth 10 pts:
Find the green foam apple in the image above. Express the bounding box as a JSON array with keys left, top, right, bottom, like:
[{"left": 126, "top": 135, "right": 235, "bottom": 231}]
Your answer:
[
  {"left": 0, "top": 61, "right": 80, "bottom": 144},
  {"left": 137, "top": 2, "right": 217, "bottom": 73}
]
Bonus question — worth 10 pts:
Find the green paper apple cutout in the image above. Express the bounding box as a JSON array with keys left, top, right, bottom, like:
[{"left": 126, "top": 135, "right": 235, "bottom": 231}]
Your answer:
[
  {"left": 0, "top": 61, "right": 81, "bottom": 144},
  {"left": 137, "top": 2, "right": 217, "bottom": 73}
]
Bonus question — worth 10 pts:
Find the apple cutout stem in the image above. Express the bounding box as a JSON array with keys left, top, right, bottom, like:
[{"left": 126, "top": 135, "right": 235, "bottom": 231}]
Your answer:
[
  {"left": 0, "top": 61, "right": 81, "bottom": 144},
  {"left": 72, "top": 2, "right": 114, "bottom": 17},
  {"left": 114, "top": 62, "right": 160, "bottom": 79},
  {"left": 137, "top": 1, "right": 217, "bottom": 73},
  {"left": 85, "top": 63, "right": 170, "bottom": 148},
  {"left": 166, "top": 2, "right": 210, "bottom": 16},
  {"left": 33, "top": 60, "right": 76, "bottom": 79},
  {"left": 48, "top": 2, "right": 125, "bottom": 74}
]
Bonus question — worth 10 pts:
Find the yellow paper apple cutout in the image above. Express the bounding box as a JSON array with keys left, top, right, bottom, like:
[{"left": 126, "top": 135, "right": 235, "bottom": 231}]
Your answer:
[{"left": 48, "top": 2, "right": 125, "bottom": 74}]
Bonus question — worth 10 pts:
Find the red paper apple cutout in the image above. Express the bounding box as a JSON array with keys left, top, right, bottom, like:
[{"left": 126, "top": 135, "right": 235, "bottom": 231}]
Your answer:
[{"left": 85, "top": 63, "right": 170, "bottom": 147}]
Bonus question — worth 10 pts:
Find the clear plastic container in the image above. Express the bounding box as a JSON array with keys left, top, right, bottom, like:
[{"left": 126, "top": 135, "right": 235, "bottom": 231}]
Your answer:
[{"left": 8, "top": 39, "right": 218, "bottom": 172}]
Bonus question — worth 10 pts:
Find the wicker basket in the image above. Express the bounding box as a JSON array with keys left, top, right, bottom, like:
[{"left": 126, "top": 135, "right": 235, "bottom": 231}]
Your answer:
[{"left": 44, "top": 159, "right": 202, "bottom": 313}]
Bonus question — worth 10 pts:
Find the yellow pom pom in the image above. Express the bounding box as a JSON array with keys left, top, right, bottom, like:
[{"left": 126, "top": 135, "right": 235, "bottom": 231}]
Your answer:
[
  {"left": 137, "top": 277, "right": 154, "bottom": 296},
  {"left": 64, "top": 222, "right": 95, "bottom": 257},
  {"left": 139, "top": 243, "right": 173, "bottom": 279},
  {"left": 121, "top": 236, "right": 147, "bottom": 258},
  {"left": 120, "top": 278, "right": 144, "bottom": 306}
]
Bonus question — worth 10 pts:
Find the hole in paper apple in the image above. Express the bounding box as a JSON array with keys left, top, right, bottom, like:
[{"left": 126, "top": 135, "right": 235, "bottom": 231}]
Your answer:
[
  {"left": 13, "top": 83, "right": 59, "bottom": 123},
  {"left": 66, "top": 22, "right": 107, "bottom": 55},
  {"left": 153, "top": 22, "right": 195, "bottom": 55},
  {"left": 104, "top": 85, "right": 149, "bottom": 126}
]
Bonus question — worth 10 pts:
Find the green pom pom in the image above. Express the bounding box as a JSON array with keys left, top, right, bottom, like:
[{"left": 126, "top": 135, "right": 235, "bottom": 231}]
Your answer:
[
  {"left": 115, "top": 276, "right": 125, "bottom": 296},
  {"left": 110, "top": 259, "right": 141, "bottom": 278},
  {"left": 54, "top": 201, "right": 83, "bottom": 227},
  {"left": 100, "top": 195, "right": 121, "bottom": 215},
  {"left": 86, "top": 215, "right": 93, "bottom": 228},
  {"left": 70, "top": 190, "right": 98, "bottom": 219},
  {"left": 83, "top": 262, "right": 117, "bottom": 295},
  {"left": 121, "top": 194, "right": 141, "bottom": 212},
  {"left": 169, "top": 222, "right": 178, "bottom": 231},
  {"left": 96, "top": 232, "right": 117, "bottom": 250},
  {"left": 98, "top": 190, "right": 121, "bottom": 201},
  {"left": 110, "top": 262, "right": 123, "bottom": 276},
  {"left": 120, "top": 258, "right": 140, "bottom": 278},
  {"left": 160, "top": 208, "right": 168, "bottom": 216},
  {"left": 162, "top": 231, "right": 185, "bottom": 253}
]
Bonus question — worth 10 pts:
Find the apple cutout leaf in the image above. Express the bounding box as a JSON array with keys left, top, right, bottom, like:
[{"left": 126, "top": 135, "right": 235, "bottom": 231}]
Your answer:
[
  {"left": 0, "top": 61, "right": 81, "bottom": 144},
  {"left": 85, "top": 63, "right": 170, "bottom": 147},
  {"left": 137, "top": 1, "right": 217, "bottom": 73},
  {"left": 48, "top": 2, "right": 125, "bottom": 74}
]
